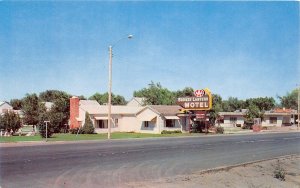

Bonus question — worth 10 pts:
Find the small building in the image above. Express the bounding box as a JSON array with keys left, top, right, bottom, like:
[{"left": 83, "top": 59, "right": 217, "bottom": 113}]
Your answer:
[
  {"left": 219, "top": 108, "right": 293, "bottom": 128},
  {"left": 0, "top": 101, "right": 13, "bottom": 115},
  {"left": 69, "top": 97, "right": 186, "bottom": 134}
]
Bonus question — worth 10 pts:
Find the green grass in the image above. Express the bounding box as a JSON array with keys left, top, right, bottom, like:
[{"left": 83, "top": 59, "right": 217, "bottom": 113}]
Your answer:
[{"left": 0, "top": 132, "right": 193, "bottom": 143}]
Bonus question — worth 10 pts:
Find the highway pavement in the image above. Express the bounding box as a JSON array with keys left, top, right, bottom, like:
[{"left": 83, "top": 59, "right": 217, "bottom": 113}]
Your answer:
[{"left": 1, "top": 132, "right": 299, "bottom": 187}]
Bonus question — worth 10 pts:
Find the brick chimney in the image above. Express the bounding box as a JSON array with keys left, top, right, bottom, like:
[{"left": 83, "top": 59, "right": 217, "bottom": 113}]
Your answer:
[{"left": 70, "top": 96, "right": 80, "bottom": 129}]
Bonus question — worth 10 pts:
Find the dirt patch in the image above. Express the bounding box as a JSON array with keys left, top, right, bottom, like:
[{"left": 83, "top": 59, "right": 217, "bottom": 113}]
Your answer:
[{"left": 127, "top": 155, "right": 300, "bottom": 188}]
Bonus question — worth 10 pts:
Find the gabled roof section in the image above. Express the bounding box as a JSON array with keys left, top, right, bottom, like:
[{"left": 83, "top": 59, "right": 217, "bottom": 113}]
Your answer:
[
  {"left": 126, "top": 97, "right": 146, "bottom": 106},
  {"left": 79, "top": 100, "right": 103, "bottom": 114},
  {"left": 0, "top": 101, "right": 5, "bottom": 106}
]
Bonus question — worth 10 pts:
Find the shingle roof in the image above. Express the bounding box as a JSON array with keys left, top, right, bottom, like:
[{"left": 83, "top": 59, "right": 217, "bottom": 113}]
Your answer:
[
  {"left": 148, "top": 105, "right": 182, "bottom": 116},
  {"left": 79, "top": 100, "right": 143, "bottom": 115}
]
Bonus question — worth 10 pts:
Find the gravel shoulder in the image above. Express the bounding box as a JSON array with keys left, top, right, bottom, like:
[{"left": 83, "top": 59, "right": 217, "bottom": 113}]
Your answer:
[{"left": 128, "top": 155, "right": 300, "bottom": 188}]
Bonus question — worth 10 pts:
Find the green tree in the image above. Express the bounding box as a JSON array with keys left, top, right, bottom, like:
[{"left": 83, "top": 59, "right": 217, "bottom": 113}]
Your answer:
[
  {"left": 89, "top": 92, "right": 126, "bottom": 105},
  {"left": 0, "top": 111, "right": 21, "bottom": 133},
  {"left": 244, "top": 103, "right": 264, "bottom": 128},
  {"left": 209, "top": 94, "right": 223, "bottom": 126},
  {"left": 278, "top": 89, "right": 298, "bottom": 109},
  {"left": 39, "top": 90, "right": 71, "bottom": 133},
  {"left": 81, "top": 112, "right": 94, "bottom": 134},
  {"left": 39, "top": 90, "right": 71, "bottom": 102},
  {"left": 174, "top": 87, "right": 194, "bottom": 98},
  {"left": 222, "top": 97, "right": 244, "bottom": 112},
  {"left": 134, "top": 82, "right": 175, "bottom": 105},
  {"left": 22, "top": 93, "right": 40, "bottom": 126},
  {"left": 9, "top": 99, "right": 23, "bottom": 110},
  {"left": 245, "top": 97, "right": 275, "bottom": 111},
  {"left": 38, "top": 104, "right": 53, "bottom": 138}
]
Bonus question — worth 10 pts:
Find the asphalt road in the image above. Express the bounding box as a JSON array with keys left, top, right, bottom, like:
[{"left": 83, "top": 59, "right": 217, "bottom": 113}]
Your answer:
[{"left": 1, "top": 132, "right": 300, "bottom": 188}]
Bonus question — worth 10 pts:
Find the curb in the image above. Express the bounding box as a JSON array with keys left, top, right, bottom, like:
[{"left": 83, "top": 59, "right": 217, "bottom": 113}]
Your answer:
[
  {"left": 195, "top": 154, "right": 300, "bottom": 175},
  {"left": 1, "top": 131, "right": 299, "bottom": 147}
]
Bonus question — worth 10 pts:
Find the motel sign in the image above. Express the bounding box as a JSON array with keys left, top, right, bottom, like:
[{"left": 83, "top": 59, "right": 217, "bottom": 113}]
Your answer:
[{"left": 177, "top": 89, "right": 212, "bottom": 111}]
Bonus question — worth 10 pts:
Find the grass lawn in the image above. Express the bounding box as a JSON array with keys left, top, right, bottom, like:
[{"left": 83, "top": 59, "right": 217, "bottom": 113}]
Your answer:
[{"left": 0, "top": 132, "right": 194, "bottom": 143}]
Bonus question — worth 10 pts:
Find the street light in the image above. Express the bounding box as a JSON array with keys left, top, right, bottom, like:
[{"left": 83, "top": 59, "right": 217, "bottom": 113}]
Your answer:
[{"left": 108, "top": 35, "right": 133, "bottom": 139}]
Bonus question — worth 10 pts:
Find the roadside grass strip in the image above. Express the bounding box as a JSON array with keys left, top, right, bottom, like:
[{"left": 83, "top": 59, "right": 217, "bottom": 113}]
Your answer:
[{"left": 0, "top": 132, "right": 192, "bottom": 143}]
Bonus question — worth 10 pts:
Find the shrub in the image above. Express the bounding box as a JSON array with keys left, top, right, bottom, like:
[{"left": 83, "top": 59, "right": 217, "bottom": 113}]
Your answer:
[
  {"left": 242, "top": 123, "right": 253, "bottom": 129},
  {"left": 81, "top": 124, "right": 95, "bottom": 134},
  {"left": 161, "top": 130, "right": 182, "bottom": 134},
  {"left": 273, "top": 160, "right": 285, "bottom": 181},
  {"left": 39, "top": 123, "right": 54, "bottom": 138},
  {"left": 69, "top": 128, "right": 82, "bottom": 134},
  {"left": 215, "top": 126, "right": 224, "bottom": 134},
  {"left": 70, "top": 112, "right": 95, "bottom": 134},
  {"left": 190, "top": 122, "right": 205, "bottom": 133},
  {"left": 81, "top": 112, "right": 95, "bottom": 134}
]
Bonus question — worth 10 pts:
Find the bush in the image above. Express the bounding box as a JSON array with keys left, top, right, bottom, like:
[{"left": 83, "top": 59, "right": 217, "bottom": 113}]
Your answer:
[
  {"left": 39, "top": 123, "right": 54, "bottom": 138},
  {"left": 161, "top": 130, "right": 182, "bottom": 134},
  {"left": 69, "top": 128, "right": 83, "bottom": 134},
  {"left": 190, "top": 122, "right": 205, "bottom": 133},
  {"left": 81, "top": 124, "right": 95, "bottom": 134},
  {"left": 82, "top": 112, "right": 95, "bottom": 134},
  {"left": 242, "top": 123, "right": 253, "bottom": 129},
  {"left": 273, "top": 160, "right": 285, "bottom": 181},
  {"left": 215, "top": 126, "right": 224, "bottom": 134}
]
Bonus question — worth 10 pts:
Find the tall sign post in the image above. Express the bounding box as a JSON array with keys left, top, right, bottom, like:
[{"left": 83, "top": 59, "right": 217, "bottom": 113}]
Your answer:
[{"left": 177, "top": 88, "right": 212, "bottom": 133}]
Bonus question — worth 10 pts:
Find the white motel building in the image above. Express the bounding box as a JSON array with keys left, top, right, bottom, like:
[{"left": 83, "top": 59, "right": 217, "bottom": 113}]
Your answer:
[{"left": 69, "top": 97, "right": 296, "bottom": 134}]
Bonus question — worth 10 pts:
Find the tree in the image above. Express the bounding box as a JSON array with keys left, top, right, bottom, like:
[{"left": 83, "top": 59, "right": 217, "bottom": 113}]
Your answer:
[
  {"left": 209, "top": 94, "right": 223, "bottom": 126},
  {"left": 134, "top": 82, "right": 175, "bottom": 105},
  {"left": 0, "top": 111, "right": 21, "bottom": 133},
  {"left": 245, "top": 97, "right": 275, "bottom": 111},
  {"left": 10, "top": 99, "right": 23, "bottom": 110},
  {"left": 278, "top": 89, "right": 298, "bottom": 109},
  {"left": 222, "top": 97, "right": 244, "bottom": 112},
  {"left": 89, "top": 92, "right": 126, "bottom": 105},
  {"left": 39, "top": 90, "right": 71, "bottom": 133},
  {"left": 39, "top": 90, "right": 71, "bottom": 102},
  {"left": 38, "top": 104, "right": 53, "bottom": 138},
  {"left": 22, "top": 93, "right": 39, "bottom": 126},
  {"left": 244, "top": 103, "right": 264, "bottom": 128},
  {"left": 174, "top": 87, "right": 194, "bottom": 98},
  {"left": 81, "top": 112, "right": 94, "bottom": 134}
]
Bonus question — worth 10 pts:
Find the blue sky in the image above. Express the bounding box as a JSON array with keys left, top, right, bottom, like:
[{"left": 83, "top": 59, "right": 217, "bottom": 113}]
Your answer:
[{"left": 0, "top": 1, "right": 299, "bottom": 102}]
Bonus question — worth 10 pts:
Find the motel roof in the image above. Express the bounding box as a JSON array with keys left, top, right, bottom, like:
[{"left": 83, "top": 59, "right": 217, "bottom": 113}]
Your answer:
[
  {"left": 79, "top": 100, "right": 143, "bottom": 115},
  {"left": 148, "top": 105, "right": 182, "bottom": 116}
]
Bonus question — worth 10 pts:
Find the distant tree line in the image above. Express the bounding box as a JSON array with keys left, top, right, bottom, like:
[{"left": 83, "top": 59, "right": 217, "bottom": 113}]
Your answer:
[{"left": 2, "top": 83, "right": 298, "bottom": 134}]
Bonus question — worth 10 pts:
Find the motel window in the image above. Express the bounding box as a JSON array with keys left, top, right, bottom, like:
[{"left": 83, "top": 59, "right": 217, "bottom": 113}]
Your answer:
[
  {"left": 144, "top": 121, "right": 149, "bottom": 128},
  {"left": 98, "top": 120, "right": 107, "bottom": 129},
  {"left": 230, "top": 117, "right": 237, "bottom": 123},
  {"left": 270, "top": 117, "right": 277, "bottom": 124},
  {"left": 166, "top": 120, "right": 175, "bottom": 128}
]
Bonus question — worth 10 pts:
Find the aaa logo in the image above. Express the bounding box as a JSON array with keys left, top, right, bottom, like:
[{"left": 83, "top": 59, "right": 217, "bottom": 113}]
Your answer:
[{"left": 194, "top": 89, "right": 205, "bottom": 97}]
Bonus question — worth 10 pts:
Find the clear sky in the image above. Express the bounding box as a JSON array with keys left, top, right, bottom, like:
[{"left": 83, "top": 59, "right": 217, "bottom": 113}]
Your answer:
[{"left": 0, "top": 1, "right": 299, "bottom": 102}]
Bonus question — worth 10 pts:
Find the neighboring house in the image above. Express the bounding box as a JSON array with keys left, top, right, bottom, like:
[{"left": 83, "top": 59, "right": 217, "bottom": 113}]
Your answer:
[
  {"left": 126, "top": 97, "right": 146, "bottom": 107},
  {"left": 219, "top": 108, "right": 293, "bottom": 127},
  {"left": 70, "top": 97, "right": 186, "bottom": 134},
  {"left": 0, "top": 101, "right": 13, "bottom": 115},
  {"left": 41, "top": 102, "right": 54, "bottom": 111}
]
